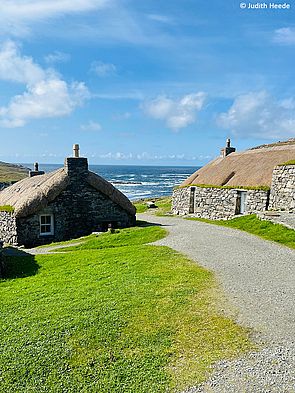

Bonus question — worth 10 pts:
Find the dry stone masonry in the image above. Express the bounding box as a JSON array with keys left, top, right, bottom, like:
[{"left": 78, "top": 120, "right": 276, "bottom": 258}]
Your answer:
[
  {"left": 269, "top": 165, "right": 295, "bottom": 211},
  {"left": 0, "top": 211, "right": 17, "bottom": 244},
  {"left": 172, "top": 186, "right": 269, "bottom": 220}
]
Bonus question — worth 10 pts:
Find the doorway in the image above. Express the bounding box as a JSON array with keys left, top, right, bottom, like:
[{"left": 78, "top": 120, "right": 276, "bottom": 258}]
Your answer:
[
  {"left": 235, "top": 191, "right": 247, "bottom": 215},
  {"left": 189, "top": 187, "right": 195, "bottom": 214}
]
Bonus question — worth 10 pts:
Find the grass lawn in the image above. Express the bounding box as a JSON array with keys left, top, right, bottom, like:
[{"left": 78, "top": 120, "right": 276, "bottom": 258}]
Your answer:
[
  {"left": 1, "top": 225, "right": 252, "bottom": 392},
  {"left": 134, "top": 197, "right": 172, "bottom": 216},
  {"left": 186, "top": 215, "right": 295, "bottom": 250}
]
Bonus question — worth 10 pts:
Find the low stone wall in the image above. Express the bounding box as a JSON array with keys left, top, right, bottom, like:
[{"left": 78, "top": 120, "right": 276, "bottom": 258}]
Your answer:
[
  {"left": 0, "top": 211, "right": 18, "bottom": 244},
  {"left": 172, "top": 186, "right": 269, "bottom": 220},
  {"left": 269, "top": 165, "right": 295, "bottom": 211}
]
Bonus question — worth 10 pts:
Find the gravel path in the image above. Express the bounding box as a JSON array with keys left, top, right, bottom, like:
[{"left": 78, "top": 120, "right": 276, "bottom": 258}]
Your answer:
[{"left": 140, "top": 213, "right": 295, "bottom": 392}]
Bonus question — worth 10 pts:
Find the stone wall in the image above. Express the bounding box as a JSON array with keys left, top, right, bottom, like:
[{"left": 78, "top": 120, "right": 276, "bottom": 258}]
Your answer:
[
  {"left": 172, "top": 186, "right": 269, "bottom": 220},
  {"left": 0, "top": 211, "right": 17, "bottom": 244},
  {"left": 246, "top": 189, "right": 270, "bottom": 214},
  {"left": 172, "top": 187, "right": 191, "bottom": 215},
  {"left": 269, "top": 165, "right": 295, "bottom": 211},
  {"left": 16, "top": 181, "right": 135, "bottom": 247}
]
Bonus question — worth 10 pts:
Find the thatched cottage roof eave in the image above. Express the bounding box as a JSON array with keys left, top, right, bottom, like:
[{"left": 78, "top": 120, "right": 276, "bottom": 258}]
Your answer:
[
  {"left": 0, "top": 168, "right": 69, "bottom": 217},
  {"left": 181, "top": 144, "right": 295, "bottom": 188},
  {"left": 0, "top": 164, "right": 136, "bottom": 218}
]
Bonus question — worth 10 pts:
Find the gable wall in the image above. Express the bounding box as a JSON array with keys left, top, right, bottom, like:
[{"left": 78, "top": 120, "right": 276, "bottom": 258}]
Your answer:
[{"left": 269, "top": 165, "right": 295, "bottom": 211}]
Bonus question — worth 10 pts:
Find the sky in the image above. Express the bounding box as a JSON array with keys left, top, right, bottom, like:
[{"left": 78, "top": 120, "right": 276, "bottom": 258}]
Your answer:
[{"left": 0, "top": 0, "right": 295, "bottom": 166}]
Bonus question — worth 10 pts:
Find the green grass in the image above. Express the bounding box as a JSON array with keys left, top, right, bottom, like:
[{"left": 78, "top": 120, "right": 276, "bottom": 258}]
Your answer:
[
  {"left": 0, "top": 225, "right": 252, "bottom": 392},
  {"left": 134, "top": 197, "right": 172, "bottom": 216},
  {"left": 187, "top": 214, "right": 295, "bottom": 249},
  {"left": 0, "top": 205, "right": 14, "bottom": 212},
  {"left": 52, "top": 225, "right": 167, "bottom": 252},
  {"left": 279, "top": 160, "right": 295, "bottom": 166},
  {"left": 0, "top": 162, "right": 28, "bottom": 182}
]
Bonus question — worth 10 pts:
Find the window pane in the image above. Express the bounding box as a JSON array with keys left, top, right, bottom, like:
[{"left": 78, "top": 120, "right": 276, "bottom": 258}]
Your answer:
[{"left": 40, "top": 214, "right": 53, "bottom": 234}]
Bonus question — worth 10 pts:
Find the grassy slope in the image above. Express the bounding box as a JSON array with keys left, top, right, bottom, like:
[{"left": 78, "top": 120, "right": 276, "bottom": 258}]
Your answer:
[
  {"left": 134, "top": 197, "right": 172, "bottom": 216},
  {"left": 0, "top": 225, "right": 252, "bottom": 393},
  {"left": 187, "top": 215, "right": 295, "bottom": 249},
  {"left": 0, "top": 162, "right": 29, "bottom": 182}
]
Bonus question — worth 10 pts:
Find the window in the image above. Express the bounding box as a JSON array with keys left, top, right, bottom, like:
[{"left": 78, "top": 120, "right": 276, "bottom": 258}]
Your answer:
[{"left": 39, "top": 214, "right": 54, "bottom": 235}]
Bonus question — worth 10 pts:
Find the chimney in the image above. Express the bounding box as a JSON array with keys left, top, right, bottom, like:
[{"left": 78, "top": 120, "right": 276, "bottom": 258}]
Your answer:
[
  {"left": 29, "top": 162, "right": 45, "bottom": 177},
  {"left": 64, "top": 144, "right": 88, "bottom": 178},
  {"left": 220, "top": 138, "right": 236, "bottom": 158}
]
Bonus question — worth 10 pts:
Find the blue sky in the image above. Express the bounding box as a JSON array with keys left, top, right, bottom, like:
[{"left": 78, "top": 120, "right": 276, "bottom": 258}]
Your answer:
[{"left": 0, "top": 0, "right": 294, "bottom": 165}]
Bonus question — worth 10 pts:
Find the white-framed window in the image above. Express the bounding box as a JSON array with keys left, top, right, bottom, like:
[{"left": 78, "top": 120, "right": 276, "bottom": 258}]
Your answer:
[{"left": 39, "top": 214, "right": 54, "bottom": 236}]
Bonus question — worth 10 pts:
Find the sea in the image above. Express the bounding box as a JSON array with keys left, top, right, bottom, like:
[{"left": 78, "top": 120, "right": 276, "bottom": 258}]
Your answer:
[{"left": 23, "top": 164, "right": 198, "bottom": 201}]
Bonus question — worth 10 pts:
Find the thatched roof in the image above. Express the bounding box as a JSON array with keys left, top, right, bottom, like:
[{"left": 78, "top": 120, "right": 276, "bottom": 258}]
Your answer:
[
  {"left": 182, "top": 141, "right": 295, "bottom": 188},
  {"left": 0, "top": 168, "right": 136, "bottom": 217}
]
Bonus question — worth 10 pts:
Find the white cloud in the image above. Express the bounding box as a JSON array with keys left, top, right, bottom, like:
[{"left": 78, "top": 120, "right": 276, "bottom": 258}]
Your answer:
[
  {"left": 0, "top": 0, "right": 111, "bottom": 36},
  {"left": 143, "top": 92, "right": 206, "bottom": 131},
  {"left": 273, "top": 27, "right": 295, "bottom": 45},
  {"left": 0, "top": 80, "right": 89, "bottom": 128},
  {"left": 44, "top": 51, "right": 71, "bottom": 64},
  {"left": 90, "top": 61, "right": 117, "bottom": 77},
  {"left": 217, "top": 91, "right": 295, "bottom": 139},
  {"left": 80, "top": 121, "right": 102, "bottom": 131},
  {"left": 0, "top": 41, "right": 89, "bottom": 128},
  {"left": 0, "top": 41, "right": 45, "bottom": 84},
  {"left": 93, "top": 151, "right": 204, "bottom": 162}
]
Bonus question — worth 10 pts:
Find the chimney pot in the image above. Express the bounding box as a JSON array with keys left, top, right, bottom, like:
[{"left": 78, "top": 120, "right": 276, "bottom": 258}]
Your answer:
[
  {"left": 73, "top": 144, "right": 80, "bottom": 158},
  {"left": 221, "top": 138, "right": 236, "bottom": 158},
  {"left": 29, "top": 162, "right": 45, "bottom": 177}
]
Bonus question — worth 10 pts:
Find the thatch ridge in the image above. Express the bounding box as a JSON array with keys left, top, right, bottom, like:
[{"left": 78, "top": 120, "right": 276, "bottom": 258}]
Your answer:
[
  {"left": 182, "top": 142, "right": 295, "bottom": 188},
  {"left": 0, "top": 167, "right": 136, "bottom": 217}
]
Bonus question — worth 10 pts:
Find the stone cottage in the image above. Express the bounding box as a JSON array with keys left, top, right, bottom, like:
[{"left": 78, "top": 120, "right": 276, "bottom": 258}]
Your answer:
[
  {"left": 0, "top": 145, "right": 136, "bottom": 247},
  {"left": 172, "top": 139, "right": 295, "bottom": 220}
]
